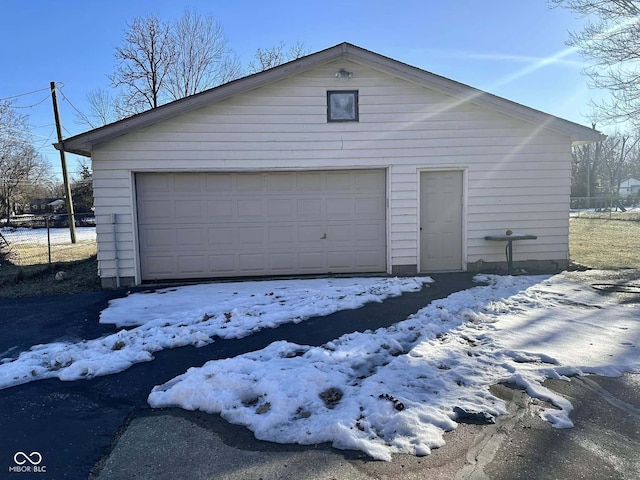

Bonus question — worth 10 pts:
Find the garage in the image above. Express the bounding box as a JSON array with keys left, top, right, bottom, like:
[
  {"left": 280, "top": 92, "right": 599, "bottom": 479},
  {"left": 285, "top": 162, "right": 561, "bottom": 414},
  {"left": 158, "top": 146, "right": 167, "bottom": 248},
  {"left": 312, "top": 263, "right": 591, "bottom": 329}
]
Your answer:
[
  {"left": 57, "top": 43, "right": 604, "bottom": 287},
  {"left": 136, "top": 170, "right": 387, "bottom": 281}
]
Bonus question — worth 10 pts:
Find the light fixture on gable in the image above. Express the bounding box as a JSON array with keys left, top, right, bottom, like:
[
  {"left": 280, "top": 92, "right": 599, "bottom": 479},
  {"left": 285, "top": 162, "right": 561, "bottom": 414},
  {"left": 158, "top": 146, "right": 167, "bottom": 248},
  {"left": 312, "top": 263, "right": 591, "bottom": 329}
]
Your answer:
[{"left": 335, "top": 68, "right": 353, "bottom": 79}]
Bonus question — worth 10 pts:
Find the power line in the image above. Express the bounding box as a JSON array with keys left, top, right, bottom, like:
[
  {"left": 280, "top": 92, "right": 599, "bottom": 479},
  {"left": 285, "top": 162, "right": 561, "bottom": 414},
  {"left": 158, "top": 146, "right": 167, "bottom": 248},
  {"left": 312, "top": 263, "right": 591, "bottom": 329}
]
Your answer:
[
  {"left": 0, "top": 139, "right": 57, "bottom": 155},
  {"left": 0, "top": 124, "right": 55, "bottom": 140},
  {"left": 11, "top": 94, "right": 51, "bottom": 109},
  {"left": 33, "top": 127, "right": 56, "bottom": 147},
  {"left": 0, "top": 87, "right": 51, "bottom": 102},
  {"left": 57, "top": 87, "right": 96, "bottom": 129}
]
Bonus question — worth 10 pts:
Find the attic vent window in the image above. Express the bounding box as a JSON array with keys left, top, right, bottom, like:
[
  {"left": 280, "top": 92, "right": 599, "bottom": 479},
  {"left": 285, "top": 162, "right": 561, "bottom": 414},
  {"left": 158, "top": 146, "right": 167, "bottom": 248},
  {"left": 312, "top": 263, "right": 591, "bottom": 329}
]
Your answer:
[{"left": 327, "top": 90, "right": 358, "bottom": 122}]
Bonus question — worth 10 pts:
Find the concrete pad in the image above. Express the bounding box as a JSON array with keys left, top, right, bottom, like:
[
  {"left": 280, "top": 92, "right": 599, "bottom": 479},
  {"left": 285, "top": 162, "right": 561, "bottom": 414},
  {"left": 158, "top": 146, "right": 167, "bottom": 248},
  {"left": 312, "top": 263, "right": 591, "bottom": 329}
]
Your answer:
[
  {"left": 93, "top": 408, "right": 483, "bottom": 480},
  {"left": 93, "top": 374, "right": 640, "bottom": 479},
  {"left": 482, "top": 374, "right": 640, "bottom": 480},
  {"left": 94, "top": 410, "right": 371, "bottom": 479}
]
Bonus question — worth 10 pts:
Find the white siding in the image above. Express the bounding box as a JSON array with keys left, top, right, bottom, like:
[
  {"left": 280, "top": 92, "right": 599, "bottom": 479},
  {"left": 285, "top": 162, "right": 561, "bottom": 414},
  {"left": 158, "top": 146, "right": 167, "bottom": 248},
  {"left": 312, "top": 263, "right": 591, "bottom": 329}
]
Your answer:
[{"left": 92, "top": 59, "right": 572, "bottom": 282}]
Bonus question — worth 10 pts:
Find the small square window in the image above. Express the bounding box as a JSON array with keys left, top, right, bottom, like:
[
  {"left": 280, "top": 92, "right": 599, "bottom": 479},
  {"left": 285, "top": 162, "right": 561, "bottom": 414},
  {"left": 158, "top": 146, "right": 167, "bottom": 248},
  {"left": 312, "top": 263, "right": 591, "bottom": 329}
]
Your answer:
[{"left": 327, "top": 91, "right": 358, "bottom": 122}]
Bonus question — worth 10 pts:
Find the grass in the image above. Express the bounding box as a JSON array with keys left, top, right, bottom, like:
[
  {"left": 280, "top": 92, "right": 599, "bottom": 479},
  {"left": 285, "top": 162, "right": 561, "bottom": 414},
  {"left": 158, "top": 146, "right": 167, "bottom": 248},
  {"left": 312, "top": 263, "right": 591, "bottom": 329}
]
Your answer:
[
  {"left": 5, "top": 239, "right": 97, "bottom": 266},
  {"left": 0, "top": 237, "right": 100, "bottom": 298},
  {"left": 0, "top": 256, "right": 102, "bottom": 298},
  {"left": 0, "top": 255, "right": 101, "bottom": 298},
  {"left": 569, "top": 217, "right": 640, "bottom": 269},
  {"left": 571, "top": 210, "right": 640, "bottom": 221}
]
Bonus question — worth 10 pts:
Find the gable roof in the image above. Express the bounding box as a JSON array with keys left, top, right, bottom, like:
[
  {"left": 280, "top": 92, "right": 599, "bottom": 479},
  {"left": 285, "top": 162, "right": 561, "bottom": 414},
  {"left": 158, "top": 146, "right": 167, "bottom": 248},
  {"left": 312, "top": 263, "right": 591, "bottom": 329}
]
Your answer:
[
  {"left": 56, "top": 42, "right": 605, "bottom": 157},
  {"left": 620, "top": 178, "right": 640, "bottom": 185},
  {"left": 30, "top": 197, "right": 65, "bottom": 206}
]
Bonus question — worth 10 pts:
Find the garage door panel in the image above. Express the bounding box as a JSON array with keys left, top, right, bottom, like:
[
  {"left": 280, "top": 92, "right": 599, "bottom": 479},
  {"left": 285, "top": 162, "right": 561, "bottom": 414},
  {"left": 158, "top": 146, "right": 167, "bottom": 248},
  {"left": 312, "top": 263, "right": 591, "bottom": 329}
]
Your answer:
[
  {"left": 141, "top": 228, "right": 173, "bottom": 247},
  {"left": 207, "top": 200, "right": 233, "bottom": 218},
  {"left": 355, "top": 223, "right": 385, "bottom": 242},
  {"left": 298, "top": 225, "right": 324, "bottom": 244},
  {"left": 174, "top": 173, "right": 203, "bottom": 193},
  {"left": 210, "top": 254, "right": 235, "bottom": 273},
  {"left": 326, "top": 224, "right": 353, "bottom": 242},
  {"left": 326, "top": 172, "right": 352, "bottom": 190},
  {"left": 355, "top": 197, "right": 385, "bottom": 217},
  {"left": 137, "top": 170, "right": 386, "bottom": 280},
  {"left": 296, "top": 173, "right": 323, "bottom": 191},
  {"left": 267, "top": 199, "right": 294, "bottom": 217},
  {"left": 238, "top": 199, "right": 263, "bottom": 217},
  {"left": 209, "top": 227, "right": 234, "bottom": 245},
  {"left": 239, "top": 253, "right": 265, "bottom": 271},
  {"left": 269, "top": 226, "right": 295, "bottom": 244},
  {"left": 205, "top": 173, "right": 233, "bottom": 191},
  {"left": 176, "top": 228, "right": 204, "bottom": 247},
  {"left": 137, "top": 173, "right": 170, "bottom": 194},
  {"left": 237, "top": 174, "right": 263, "bottom": 191},
  {"left": 299, "top": 252, "right": 324, "bottom": 270},
  {"left": 357, "top": 250, "right": 386, "bottom": 268},
  {"left": 175, "top": 200, "right": 203, "bottom": 220},
  {"left": 326, "top": 198, "right": 353, "bottom": 217},
  {"left": 327, "top": 251, "right": 352, "bottom": 269},
  {"left": 267, "top": 173, "right": 294, "bottom": 191},
  {"left": 297, "top": 198, "right": 323, "bottom": 217},
  {"left": 177, "top": 255, "right": 207, "bottom": 274},
  {"left": 145, "top": 256, "right": 174, "bottom": 275},
  {"left": 356, "top": 171, "right": 385, "bottom": 190},
  {"left": 238, "top": 226, "right": 264, "bottom": 245},
  {"left": 139, "top": 200, "right": 173, "bottom": 221},
  {"left": 270, "top": 253, "right": 295, "bottom": 271}
]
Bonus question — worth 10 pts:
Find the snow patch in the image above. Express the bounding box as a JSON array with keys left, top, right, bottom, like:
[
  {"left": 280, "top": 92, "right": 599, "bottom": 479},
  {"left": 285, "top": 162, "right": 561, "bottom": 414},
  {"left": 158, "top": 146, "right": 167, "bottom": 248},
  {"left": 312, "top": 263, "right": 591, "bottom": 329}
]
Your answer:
[
  {"left": 149, "top": 274, "right": 640, "bottom": 460},
  {"left": 0, "top": 277, "right": 431, "bottom": 389}
]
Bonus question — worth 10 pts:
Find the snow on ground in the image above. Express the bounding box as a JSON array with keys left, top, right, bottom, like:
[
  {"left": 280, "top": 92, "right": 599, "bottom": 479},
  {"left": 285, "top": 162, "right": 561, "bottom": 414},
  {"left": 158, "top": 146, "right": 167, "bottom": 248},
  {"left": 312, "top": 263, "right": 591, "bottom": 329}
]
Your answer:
[
  {"left": 148, "top": 274, "right": 640, "bottom": 461},
  {"left": 0, "top": 277, "right": 431, "bottom": 389},
  {"left": 1, "top": 273, "right": 638, "bottom": 461},
  {"left": 0, "top": 226, "right": 96, "bottom": 245},
  {"left": 569, "top": 204, "right": 640, "bottom": 217}
]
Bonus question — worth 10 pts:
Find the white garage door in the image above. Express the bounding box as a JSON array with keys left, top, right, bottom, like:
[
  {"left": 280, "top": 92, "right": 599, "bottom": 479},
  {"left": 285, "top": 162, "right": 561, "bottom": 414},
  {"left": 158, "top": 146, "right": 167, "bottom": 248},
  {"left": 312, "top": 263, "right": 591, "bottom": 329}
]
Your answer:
[{"left": 136, "top": 170, "right": 387, "bottom": 280}]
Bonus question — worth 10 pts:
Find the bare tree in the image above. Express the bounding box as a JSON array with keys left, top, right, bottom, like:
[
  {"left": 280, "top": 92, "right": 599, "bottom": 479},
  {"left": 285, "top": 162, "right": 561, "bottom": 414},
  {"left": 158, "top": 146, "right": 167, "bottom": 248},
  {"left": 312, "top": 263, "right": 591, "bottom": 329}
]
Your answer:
[
  {"left": 216, "top": 53, "right": 244, "bottom": 84},
  {"left": 599, "top": 132, "right": 640, "bottom": 192},
  {"left": 248, "top": 42, "right": 309, "bottom": 73},
  {"left": 110, "top": 15, "right": 175, "bottom": 114},
  {"left": 572, "top": 126, "right": 640, "bottom": 197},
  {"left": 167, "top": 9, "right": 242, "bottom": 100},
  {"left": 96, "top": 10, "right": 244, "bottom": 120},
  {"left": 77, "top": 88, "right": 123, "bottom": 128},
  {"left": 551, "top": 0, "right": 640, "bottom": 127},
  {"left": 0, "top": 101, "right": 52, "bottom": 221},
  {"left": 50, "top": 182, "right": 67, "bottom": 199},
  {"left": 572, "top": 141, "right": 599, "bottom": 197}
]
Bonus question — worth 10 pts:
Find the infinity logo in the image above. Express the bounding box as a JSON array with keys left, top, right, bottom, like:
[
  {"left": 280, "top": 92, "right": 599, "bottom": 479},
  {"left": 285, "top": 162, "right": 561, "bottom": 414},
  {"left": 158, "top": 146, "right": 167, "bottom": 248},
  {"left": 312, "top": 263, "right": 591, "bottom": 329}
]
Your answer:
[{"left": 13, "top": 451, "right": 43, "bottom": 465}]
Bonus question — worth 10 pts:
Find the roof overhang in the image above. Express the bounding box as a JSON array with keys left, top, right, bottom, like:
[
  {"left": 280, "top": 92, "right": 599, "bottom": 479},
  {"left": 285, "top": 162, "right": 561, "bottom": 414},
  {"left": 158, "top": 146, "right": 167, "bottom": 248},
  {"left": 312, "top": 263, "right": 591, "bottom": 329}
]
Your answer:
[{"left": 55, "top": 42, "right": 606, "bottom": 157}]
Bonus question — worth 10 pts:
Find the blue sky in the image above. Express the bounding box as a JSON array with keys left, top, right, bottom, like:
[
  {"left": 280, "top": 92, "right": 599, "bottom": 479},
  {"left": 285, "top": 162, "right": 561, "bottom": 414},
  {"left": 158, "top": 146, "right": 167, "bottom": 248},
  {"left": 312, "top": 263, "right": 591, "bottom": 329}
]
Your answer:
[{"left": 1, "top": 0, "right": 604, "bottom": 181}]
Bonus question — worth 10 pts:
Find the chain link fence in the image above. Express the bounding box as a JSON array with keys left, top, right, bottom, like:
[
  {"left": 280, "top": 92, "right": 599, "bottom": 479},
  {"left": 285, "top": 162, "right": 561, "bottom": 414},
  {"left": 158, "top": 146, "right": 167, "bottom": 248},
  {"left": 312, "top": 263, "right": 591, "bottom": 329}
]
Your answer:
[
  {"left": 570, "top": 197, "right": 640, "bottom": 220},
  {"left": 0, "top": 214, "right": 96, "bottom": 267}
]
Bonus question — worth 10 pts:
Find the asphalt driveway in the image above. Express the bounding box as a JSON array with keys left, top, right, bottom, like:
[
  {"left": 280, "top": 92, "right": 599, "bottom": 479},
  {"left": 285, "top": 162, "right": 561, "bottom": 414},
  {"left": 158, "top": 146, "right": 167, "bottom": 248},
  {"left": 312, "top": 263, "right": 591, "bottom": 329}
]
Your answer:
[
  {"left": 1, "top": 274, "right": 476, "bottom": 478},
  {"left": 1, "top": 272, "right": 638, "bottom": 480}
]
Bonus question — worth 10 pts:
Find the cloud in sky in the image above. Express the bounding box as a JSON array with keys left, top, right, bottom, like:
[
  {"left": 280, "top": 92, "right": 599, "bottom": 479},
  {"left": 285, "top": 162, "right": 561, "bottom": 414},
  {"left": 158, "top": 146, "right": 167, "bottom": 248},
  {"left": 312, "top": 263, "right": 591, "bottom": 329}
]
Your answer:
[{"left": 415, "top": 47, "right": 587, "bottom": 69}]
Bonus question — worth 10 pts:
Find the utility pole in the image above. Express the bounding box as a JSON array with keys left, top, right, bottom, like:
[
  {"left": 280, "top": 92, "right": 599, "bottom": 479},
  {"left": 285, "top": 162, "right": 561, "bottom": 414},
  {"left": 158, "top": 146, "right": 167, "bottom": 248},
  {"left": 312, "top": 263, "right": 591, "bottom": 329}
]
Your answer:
[
  {"left": 589, "top": 123, "right": 599, "bottom": 209},
  {"left": 50, "top": 81, "right": 76, "bottom": 243}
]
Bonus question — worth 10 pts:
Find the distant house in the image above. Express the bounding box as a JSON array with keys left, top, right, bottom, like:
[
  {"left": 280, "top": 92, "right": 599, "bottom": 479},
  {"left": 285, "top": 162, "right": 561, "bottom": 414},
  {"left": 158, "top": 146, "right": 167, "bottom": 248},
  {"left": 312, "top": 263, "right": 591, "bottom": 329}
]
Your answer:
[
  {"left": 27, "top": 198, "right": 65, "bottom": 214},
  {"left": 57, "top": 42, "right": 604, "bottom": 288},
  {"left": 618, "top": 178, "right": 640, "bottom": 197}
]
